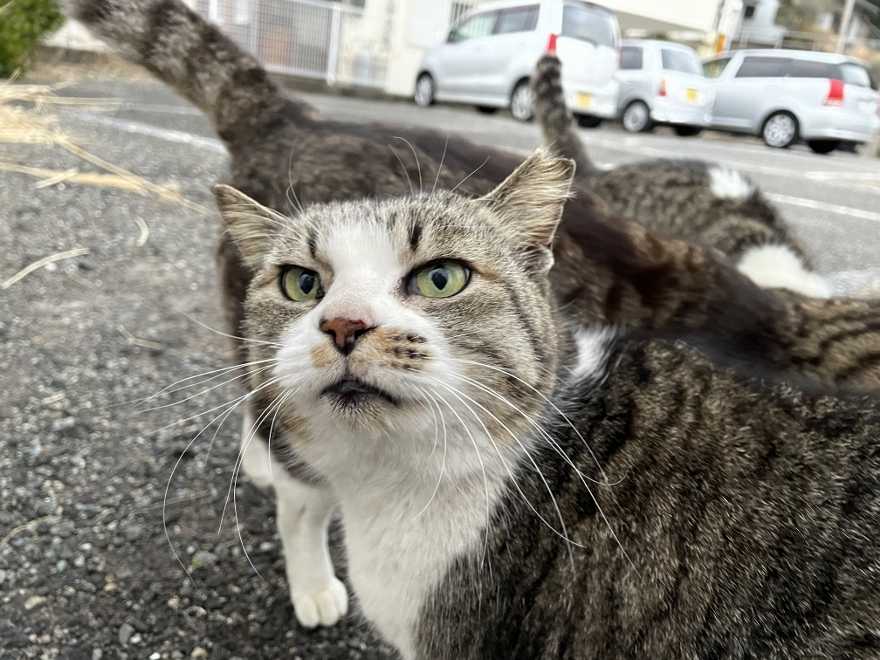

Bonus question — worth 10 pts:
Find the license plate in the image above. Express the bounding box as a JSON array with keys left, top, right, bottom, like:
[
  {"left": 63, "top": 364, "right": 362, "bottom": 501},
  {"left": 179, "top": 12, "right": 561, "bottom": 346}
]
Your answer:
[
  {"left": 686, "top": 88, "right": 699, "bottom": 103},
  {"left": 576, "top": 92, "right": 592, "bottom": 109}
]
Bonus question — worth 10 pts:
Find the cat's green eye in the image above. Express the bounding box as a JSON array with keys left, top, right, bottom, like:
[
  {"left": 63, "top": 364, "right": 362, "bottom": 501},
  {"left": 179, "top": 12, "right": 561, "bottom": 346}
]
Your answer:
[
  {"left": 410, "top": 261, "right": 470, "bottom": 299},
  {"left": 280, "top": 266, "right": 323, "bottom": 302}
]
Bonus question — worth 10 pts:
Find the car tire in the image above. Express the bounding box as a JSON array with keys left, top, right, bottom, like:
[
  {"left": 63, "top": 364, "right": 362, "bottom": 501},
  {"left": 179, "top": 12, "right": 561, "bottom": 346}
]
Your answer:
[
  {"left": 622, "top": 101, "right": 653, "bottom": 133},
  {"left": 414, "top": 73, "right": 435, "bottom": 108},
  {"left": 674, "top": 125, "right": 703, "bottom": 137},
  {"left": 761, "top": 111, "right": 798, "bottom": 149},
  {"left": 510, "top": 80, "right": 534, "bottom": 122},
  {"left": 807, "top": 139, "right": 841, "bottom": 155},
  {"left": 476, "top": 106, "right": 498, "bottom": 115},
  {"left": 576, "top": 114, "right": 603, "bottom": 128}
]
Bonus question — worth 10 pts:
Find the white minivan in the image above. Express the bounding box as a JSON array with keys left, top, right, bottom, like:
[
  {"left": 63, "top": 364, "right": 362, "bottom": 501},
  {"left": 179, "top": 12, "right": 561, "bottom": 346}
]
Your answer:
[{"left": 414, "top": 1, "right": 620, "bottom": 124}]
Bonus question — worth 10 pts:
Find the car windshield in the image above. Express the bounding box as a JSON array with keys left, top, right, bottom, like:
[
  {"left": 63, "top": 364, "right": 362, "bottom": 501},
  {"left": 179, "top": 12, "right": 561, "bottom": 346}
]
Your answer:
[
  {"left": 561, "top": 3, "right": 616, "bottom": 48},
  {"left": 840, "top": 62, "right": 876, "bottom": 89},
  {"left": 661, "top": 48, "right": 701, "bottom": 75}
]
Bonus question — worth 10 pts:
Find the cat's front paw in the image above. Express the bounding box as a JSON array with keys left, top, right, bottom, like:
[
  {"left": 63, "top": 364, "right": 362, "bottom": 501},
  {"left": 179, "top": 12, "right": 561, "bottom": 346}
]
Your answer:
[{"left": 291, "top": 577, "right": 349, "bottom": 628}]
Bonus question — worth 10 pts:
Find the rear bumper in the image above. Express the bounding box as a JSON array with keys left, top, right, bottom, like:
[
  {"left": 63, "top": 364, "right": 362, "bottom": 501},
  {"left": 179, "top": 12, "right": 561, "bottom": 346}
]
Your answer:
[
  {"left": 565, "top": 80, "right": 619, "bottom": 119},
  {"left": 651, "top": 98, "right": 712, "bottom": 127},
  {"left": 799, "top": 109, "right": 880, "bottom": 144}
]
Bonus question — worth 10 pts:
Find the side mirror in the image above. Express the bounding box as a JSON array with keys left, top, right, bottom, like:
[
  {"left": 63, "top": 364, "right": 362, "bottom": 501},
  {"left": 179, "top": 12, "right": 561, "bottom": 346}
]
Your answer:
[{"left": 448, "top": 29, "right": 459, "bottom": 43}]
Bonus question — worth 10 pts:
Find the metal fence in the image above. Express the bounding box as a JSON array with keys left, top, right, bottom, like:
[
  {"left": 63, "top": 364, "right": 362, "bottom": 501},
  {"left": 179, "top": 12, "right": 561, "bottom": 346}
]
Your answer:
[{"left": 195, "top": 0, "right": 388, "bottom": 87}]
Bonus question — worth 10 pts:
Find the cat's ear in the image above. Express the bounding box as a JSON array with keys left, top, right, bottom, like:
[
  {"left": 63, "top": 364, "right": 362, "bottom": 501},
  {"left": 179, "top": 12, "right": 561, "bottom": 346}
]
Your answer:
[
  {"left": 213, "top": 184, "right": 288, "bottom": 269},
  {"left": 480, "top": 149, "right": 575, "bottom": 272}
]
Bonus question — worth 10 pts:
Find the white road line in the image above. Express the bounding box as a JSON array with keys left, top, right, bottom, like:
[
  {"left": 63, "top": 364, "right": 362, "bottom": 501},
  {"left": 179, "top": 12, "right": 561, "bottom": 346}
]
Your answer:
[
  {"left": 68, "top": 111, "right": 880, "bottom": 224},
  {"left": 766, "top": 193, "right": 880, "bottom": 224},
  {"left": 70, "top": 111, "right": 227, "bottom": 154},
  {"left": 584, "top": 133, "right": 880, "bottom": 191}
]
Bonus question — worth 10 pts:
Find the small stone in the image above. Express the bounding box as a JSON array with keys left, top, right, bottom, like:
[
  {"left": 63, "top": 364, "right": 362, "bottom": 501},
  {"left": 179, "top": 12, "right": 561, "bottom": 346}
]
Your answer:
[
  {"left": 190, "top": 550, "right": 217, "bottom": 569},
  {"left": 24, "top": 595, "right": 47, "bottom": 610},
  {"left": 150, "top": 654, "right": 161, "bottom": 660},
  {"left": 118, "top": 622, "right": 134, "bottom": 646},
  {"left": 0, "top": 569, "right": 7, "bottom": 583},
  {"left": 56, "top": 560, "right": 67, "bottom": 573},
  {"left": 123, "top": 524, "right": 143, "bottom": 541},
  {"left": 92, "top": 650, "right": 103, "bottom": 660},
  {"left": 167, "top": 596, "right": 180, "bottom": 610},
  {"left": 191, "top": 648, "right": 208, "bottom": 659},
  {"left": 50, "top": 417, "right": 76, "bottom": 433},
  {"left": 130, "top": 633, "right": 142, "bottom": 644}
]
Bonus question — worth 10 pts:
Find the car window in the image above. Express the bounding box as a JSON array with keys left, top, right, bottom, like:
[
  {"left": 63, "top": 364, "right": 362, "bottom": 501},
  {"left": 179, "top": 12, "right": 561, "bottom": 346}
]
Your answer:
[
  {"left": 495, "top": 5, "right": 539, "bottom": 34},
  {"left": 840, "top": 62, "right": 876, "bottom": 89},
  {"left": 785, "top": 58, "right": 840, "bottom": 79},
  {"left": 661, "top": 48, "right": 701, "bottom": 75},
  {"left": 561, "top": 3, "right": 617, "bottom": 48},
  {"left": 703, "top": 57, "right": 731, "bottom": 79},
  {"left": 449, "top": 11, "right": 498, "bottom": 42},
  {"left": 735, "top": 56, "right": 787, "bottom": 78},
  {"left": 620, "top": 46, "right": 643, "bottom": 70}
]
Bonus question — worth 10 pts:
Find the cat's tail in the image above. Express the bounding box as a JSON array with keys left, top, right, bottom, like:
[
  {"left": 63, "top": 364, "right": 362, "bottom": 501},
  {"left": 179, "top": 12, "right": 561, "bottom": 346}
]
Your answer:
[
  {"left": 531, "top": 48, "right": 600, "bottom": 177},
  {"left": 63, "top": 0, "right": 310, "bottom": 146}
]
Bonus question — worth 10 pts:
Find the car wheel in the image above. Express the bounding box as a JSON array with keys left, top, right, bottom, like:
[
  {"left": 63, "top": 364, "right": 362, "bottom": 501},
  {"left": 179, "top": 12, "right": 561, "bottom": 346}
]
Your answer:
[
  {"left": 622, "top": 101, "right": 652, "bottom": 133},
  {"left": 510, "top": 80, "right": 534, "bottom": 122},
  {"left": 674, "top": 125, "right": 703, "bottom": 137},
  {"left": 476, "top": 106, "right": 498, "bottom": 115},
  {"left": 414, "top": 74, "right": 435, "bottom": 107},
  {"left": 807, "top": 139, "right": 841, "bottom": 155},
  {"left": 576, "top": 114, "right": 603, "bottom": 128},
  {"left": 761, "top": 112, "right": 798, "bottom": 149}
]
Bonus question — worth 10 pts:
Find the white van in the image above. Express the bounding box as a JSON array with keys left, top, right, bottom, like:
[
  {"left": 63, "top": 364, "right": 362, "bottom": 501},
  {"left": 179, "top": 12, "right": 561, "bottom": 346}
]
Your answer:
[{"left": 414, "top": 1, "right": 620, "bottom": 124}]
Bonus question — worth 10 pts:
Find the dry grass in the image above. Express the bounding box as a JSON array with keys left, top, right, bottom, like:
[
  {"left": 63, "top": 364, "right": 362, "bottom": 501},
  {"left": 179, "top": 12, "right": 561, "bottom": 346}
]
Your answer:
[{"left": 0, "top": 77, "right": 208, "bottom": 216}]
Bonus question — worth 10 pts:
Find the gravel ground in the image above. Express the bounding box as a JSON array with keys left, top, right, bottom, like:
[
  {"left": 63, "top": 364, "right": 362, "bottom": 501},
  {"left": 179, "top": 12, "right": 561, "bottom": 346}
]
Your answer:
[{"left": 1, "top": 103, "right": 397, "bottom": 658}]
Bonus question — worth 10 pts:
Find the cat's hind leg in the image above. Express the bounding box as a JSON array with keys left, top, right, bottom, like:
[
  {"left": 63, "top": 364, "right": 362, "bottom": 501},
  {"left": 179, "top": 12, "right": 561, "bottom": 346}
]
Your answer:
[{"left": 240, "top": 411, "right": 348, "bottom": 628}]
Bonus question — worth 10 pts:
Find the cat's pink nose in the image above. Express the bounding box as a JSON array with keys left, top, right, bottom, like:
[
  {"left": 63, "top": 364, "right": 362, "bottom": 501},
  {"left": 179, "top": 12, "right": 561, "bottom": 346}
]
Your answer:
[{"left": 319, "top": 317, "right": 374, "bottom": 355}]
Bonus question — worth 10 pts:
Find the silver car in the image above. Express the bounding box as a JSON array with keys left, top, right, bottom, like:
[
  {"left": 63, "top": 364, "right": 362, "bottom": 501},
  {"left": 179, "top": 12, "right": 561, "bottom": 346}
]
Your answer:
[
  {"left": 703, "top": 49, "right": 880, "bottom": 153},
  {"left": 414, "top": 0, "right": 620, "bottom": 123},
  {"left": 616, "top": 39, "right": 714, "bottom": 136}
]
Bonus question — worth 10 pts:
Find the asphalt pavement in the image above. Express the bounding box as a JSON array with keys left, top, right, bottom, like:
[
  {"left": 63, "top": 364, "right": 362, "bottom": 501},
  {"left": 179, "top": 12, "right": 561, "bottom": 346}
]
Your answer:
[{"left": 2, "top": 67, "right": 879, "bottom": 659}]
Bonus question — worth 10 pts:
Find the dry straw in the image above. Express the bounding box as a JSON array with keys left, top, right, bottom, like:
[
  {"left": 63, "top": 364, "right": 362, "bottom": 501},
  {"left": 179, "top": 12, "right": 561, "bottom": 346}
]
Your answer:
[{"left": 1, "top": 75, "right": 209, "bottom": 287}]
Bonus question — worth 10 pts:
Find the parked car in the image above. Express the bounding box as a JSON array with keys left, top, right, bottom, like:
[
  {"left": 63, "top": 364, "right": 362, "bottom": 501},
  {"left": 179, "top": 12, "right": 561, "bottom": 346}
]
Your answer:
[
  {"left": 414, "top": 0, "right": 620, "bottom": 124},
  {"left": 703, "top": 49, "right": 880, "bottom": 153},
  {"left": 615, "top": 39, "right": 714, "bottom": 136}
]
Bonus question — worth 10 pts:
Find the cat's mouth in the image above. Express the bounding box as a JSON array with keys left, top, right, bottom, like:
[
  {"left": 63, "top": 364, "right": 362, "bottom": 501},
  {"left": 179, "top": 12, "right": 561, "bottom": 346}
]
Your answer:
[{"left": 320, "top": 377, "right": 399, "bottom": 408}]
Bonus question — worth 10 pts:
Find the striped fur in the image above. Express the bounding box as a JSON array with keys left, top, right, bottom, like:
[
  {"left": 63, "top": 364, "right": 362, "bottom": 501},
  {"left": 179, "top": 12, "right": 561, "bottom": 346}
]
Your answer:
[
  {"left": 67, "top": 6, "right": 880, "bottom": 656},
  {"left": 532, "top": 54, "right": 819, "bottom": 281}
]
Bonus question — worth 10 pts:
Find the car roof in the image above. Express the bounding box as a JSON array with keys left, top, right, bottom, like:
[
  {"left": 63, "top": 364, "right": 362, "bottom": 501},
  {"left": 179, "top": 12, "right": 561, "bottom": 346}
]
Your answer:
[
  {"left": 622, "top": 39, "right": 696, "bottom": 52},
  {"left": 462, "top": 0, "right": 612, "bottom": 14},
  {"left": 712, "top": 48, "right": 868, "bottom": 67}
]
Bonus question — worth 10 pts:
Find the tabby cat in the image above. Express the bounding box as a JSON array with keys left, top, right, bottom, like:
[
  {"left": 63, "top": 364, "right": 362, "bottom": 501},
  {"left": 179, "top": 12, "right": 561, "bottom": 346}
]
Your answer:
[
  {"left": 532, "top": 52, "right": 831, "bottom": 299},
  {"left": 67, "top": 2, "right": 880, "bottom": 653},
  {"left": 214, "top": 152, "right": 880, "bottom": 658}
]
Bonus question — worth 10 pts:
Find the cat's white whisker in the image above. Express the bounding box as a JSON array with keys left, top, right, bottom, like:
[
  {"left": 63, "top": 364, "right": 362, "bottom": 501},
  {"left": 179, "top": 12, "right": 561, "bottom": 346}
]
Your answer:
[
  {"left": 389, "top": 145, "right": 414, "bottom": 197},
  {"left": 431, "top": 136, "right": 449, "bottom": 197},
  {"left": 393, "top": 136, "right": 423, "bottom": 196},
  {"left": 412, "top": 387, "right": 448, "bottom": 521},
  {"left": 183, "top": 313, "right": 283, "bottom": 348},
  {"left": 430, "top": 378, "right": 579, "bottom": 572},
  {"left": 442, "top": 357, "right": 612, "bottom": 486},
  {"left": 427, "top": 386, "right": 494, "bottom": 570},
  {"left": 450, "top": 156, "right": 490, "bottom": 194},
  {"left": 136, "top": 363, "right": 276, "bottom": 414}
]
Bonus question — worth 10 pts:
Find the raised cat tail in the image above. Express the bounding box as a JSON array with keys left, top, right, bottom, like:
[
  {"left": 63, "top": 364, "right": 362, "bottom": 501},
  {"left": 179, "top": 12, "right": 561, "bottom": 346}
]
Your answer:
[
  {"left": 531, "top": 44, "right": 599, "bottom": 177},
  {"left": 63, "top": 0, "right": 310, "bottom": 146}
]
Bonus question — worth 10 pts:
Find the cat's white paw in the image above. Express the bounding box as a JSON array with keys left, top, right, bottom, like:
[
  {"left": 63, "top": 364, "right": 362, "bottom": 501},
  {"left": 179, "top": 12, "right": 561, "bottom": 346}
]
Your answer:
[{"left": 291, "top": 577, "right": 349, "bottom": 628}]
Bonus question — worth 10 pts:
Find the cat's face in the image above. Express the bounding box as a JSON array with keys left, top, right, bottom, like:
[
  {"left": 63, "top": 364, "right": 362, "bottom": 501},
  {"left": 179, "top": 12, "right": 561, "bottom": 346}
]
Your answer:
[{"left": 216, "top": 151, "right": 574, "bottom": 469}]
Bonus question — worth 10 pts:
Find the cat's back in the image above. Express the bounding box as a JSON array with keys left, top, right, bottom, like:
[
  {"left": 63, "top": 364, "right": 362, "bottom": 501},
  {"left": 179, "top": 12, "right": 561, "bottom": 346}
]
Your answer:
[{"left": 423, "top": 339, "right": 880, "bottom": 660}]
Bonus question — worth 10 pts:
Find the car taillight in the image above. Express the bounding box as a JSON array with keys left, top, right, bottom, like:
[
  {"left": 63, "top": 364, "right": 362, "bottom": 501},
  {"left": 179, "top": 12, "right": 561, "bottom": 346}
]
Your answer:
[
  {"left": 658, "top": 79, "right": 667, "bottom": 97},
  {"left": 546, "top": 33, "right": 558, "bottom": 54},
  {"left": 825, "top": 79, "right": 844, "bottom": 106}
]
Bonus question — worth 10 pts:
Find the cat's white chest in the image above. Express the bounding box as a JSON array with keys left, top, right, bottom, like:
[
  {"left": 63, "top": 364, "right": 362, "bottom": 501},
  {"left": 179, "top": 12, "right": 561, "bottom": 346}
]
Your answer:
[{"left": 337, "top": 476, "right": 499, "bottom": 660}]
